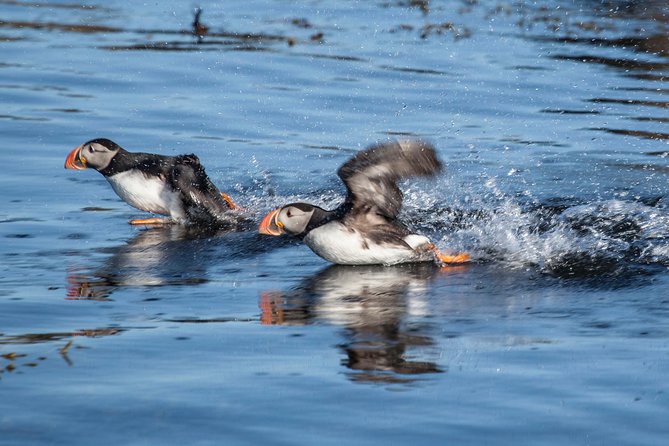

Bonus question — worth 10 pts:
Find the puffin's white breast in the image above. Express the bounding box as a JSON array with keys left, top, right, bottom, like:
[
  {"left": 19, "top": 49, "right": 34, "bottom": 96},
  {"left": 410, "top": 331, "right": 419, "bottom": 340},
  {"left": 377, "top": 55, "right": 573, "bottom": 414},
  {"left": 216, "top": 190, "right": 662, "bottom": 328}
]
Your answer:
[
  {"left": 303, "top": 221, "right": 430, "bottom": 265},
  {"left": 106, "top": 171, "right": 184, "bottom": 220}
]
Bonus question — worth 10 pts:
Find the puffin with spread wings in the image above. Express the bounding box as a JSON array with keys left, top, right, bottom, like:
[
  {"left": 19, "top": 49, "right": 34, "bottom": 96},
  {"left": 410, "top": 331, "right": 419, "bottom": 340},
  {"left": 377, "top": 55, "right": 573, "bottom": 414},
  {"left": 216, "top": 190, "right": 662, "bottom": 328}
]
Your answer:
[
  {"left": 65, "top": 138, "right": 247, "bottom": 229},
  {"left": 258, "top": 139, "right": 469, "bottom": 266}
]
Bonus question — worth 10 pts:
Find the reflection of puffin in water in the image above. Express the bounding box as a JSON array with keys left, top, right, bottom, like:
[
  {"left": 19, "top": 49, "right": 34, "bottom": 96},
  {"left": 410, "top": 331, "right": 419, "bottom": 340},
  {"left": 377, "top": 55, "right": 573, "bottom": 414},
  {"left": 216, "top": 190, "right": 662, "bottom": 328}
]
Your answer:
[
  {"left": 259, "top": 140, "right": 469, "bottom": 266},
  {"left": 260, "top": 263, "right": 457, "bottom": 384},
  {"left": 65, "top": 138, "right": 249, "bottom": 228},
  {"left": 66, "top": 226, "right": 254, "bottom": 300}
]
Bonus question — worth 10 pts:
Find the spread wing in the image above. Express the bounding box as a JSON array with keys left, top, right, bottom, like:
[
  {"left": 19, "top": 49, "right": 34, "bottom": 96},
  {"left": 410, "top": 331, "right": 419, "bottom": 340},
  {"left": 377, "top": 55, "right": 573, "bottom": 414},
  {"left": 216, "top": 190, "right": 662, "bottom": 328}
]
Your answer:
[
  {"left": 169, "top": 154, "right": 233, "bottom": 222},
  {"left": 337, "top": 140, "right": 442, "bottom": 220}
]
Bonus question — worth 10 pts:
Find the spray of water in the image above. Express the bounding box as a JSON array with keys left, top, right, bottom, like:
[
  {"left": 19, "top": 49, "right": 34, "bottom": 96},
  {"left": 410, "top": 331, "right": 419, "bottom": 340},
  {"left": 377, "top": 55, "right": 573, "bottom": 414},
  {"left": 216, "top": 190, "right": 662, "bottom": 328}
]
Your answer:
[
  {"left": 403, "top": 174, "right": 669, "bottom": 277},
  {"left": 237, "top": 163, "right": 669, "bottom": 277}
]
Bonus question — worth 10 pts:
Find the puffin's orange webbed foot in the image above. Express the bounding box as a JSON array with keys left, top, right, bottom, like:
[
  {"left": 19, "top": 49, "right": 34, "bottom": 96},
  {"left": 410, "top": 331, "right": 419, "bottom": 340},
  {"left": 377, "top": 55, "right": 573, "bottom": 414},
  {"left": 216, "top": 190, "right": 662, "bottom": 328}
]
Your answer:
[
  {"left": 128, "top": 217, "right": 172, "bottom": 226},
  {"left": 425, "top": 243, "right": 470, "bottom": 266},
  {"left": 220, "top": 192, "right": 238, "bottom": 210},
  {"left": 436, "top": 252, "right": 470, "bottom": 265}
]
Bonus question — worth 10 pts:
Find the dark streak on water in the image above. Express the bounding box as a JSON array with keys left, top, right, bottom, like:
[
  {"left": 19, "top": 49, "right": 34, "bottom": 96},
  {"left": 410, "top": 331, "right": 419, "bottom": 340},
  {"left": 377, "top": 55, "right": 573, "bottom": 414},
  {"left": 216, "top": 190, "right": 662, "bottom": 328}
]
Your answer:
[{"left": 1, "top": 0, "right": 668, "bottom": 445}]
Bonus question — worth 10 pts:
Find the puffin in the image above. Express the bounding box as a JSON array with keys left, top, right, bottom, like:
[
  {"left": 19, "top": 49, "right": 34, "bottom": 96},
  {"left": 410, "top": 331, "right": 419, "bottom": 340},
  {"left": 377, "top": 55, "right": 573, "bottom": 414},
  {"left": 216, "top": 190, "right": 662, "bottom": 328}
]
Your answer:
[
  {"left": 258, "top": 139, "right": 469, "bottom": 266},
  {"left": 65, "top": 138, "right": 247, "bottom": 228}
]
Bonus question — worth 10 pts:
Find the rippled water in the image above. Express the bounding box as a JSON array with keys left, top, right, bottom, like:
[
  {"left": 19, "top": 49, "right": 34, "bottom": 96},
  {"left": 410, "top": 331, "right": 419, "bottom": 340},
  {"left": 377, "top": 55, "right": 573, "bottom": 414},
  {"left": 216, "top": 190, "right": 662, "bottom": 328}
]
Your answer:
[{"left": 1, "top": 1, "right": 668, "bottom": 445}]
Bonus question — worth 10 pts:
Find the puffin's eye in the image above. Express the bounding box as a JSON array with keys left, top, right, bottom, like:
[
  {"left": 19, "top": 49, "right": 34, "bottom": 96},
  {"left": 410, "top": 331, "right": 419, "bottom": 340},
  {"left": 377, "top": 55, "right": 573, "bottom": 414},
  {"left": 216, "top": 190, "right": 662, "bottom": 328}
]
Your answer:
[
  {"left": 286, "top": 210, "right": 292, "bottom": 217},
  {"left": 87, "top": 146, "right": 93, "bottom": 152}
]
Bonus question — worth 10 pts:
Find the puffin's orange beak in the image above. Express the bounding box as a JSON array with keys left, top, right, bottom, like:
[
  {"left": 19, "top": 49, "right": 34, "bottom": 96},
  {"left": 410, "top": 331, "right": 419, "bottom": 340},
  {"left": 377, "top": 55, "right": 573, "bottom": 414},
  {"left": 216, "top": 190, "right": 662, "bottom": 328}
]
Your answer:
[
  {"left": 64, "top": 145, "right": 87, "bottom": 170},
  {"left": 258, "top": 208, "right": 283, "bottom": 236}
]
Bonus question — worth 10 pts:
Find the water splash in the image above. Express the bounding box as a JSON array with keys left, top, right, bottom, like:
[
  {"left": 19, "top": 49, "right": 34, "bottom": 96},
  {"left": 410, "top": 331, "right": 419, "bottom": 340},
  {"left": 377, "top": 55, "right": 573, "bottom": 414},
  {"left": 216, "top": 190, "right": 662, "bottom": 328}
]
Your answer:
[
  {"left": 404, "top": 175, "right": 669, "bottom": 278},
  {"left": 238, "top": 163, "right": 668, "bottom": 278}
]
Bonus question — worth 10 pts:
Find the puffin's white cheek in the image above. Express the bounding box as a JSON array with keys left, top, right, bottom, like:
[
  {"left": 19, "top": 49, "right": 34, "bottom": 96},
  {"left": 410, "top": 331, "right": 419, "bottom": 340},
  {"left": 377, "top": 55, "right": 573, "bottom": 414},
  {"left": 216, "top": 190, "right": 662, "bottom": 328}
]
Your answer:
[
  {"left": 285, "top": 219, "right": 299, "bottom": 233},
  {"left": 283, "top": 216, "right": 302, "bottom": 234}
]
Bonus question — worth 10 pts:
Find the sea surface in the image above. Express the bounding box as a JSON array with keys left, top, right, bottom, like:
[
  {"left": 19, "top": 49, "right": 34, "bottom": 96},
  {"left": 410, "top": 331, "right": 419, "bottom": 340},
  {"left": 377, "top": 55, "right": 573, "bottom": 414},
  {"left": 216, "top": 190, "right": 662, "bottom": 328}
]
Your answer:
[{"left": 1, "top": 1, "right": 668, "bottom": 444}]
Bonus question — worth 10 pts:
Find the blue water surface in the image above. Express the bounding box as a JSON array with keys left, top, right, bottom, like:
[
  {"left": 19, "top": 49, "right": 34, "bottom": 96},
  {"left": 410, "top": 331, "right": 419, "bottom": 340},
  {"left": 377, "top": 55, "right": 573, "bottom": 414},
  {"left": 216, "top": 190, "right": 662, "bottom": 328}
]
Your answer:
[{"left": 1, "top": 1, "right": 668, "bottom": 445}]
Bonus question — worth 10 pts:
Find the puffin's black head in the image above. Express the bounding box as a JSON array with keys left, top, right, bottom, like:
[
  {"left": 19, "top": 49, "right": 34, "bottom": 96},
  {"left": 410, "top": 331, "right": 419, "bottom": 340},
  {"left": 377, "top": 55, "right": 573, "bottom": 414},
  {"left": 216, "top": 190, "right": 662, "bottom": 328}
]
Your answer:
[
  {"left": 65, "top": 138, "right": 123, "bottom": 172},
  {"left": 258, "top": 203, "right": 320, "bottom": 236}
]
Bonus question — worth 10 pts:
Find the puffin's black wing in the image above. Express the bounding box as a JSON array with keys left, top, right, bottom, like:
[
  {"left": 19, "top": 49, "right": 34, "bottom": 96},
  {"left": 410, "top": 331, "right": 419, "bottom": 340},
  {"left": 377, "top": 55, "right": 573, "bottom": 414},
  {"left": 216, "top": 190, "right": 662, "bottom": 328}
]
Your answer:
[
  {"left": 337, "top": 140, "right": 442, "bottom": 220},
  {"left": 169, "top": 154, "right": 233, "bottom": 224}
]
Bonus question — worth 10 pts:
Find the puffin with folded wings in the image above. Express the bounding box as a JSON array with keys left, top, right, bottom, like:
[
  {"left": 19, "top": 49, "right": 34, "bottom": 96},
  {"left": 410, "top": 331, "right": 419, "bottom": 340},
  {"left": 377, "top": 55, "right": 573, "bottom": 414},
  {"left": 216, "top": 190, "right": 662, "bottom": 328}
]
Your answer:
[
  {"left": 258, "top": 139, "right": 469, "bottom": 266},
  {"left": 65, "top": 138, "right": 247, "bottom": 229}
]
